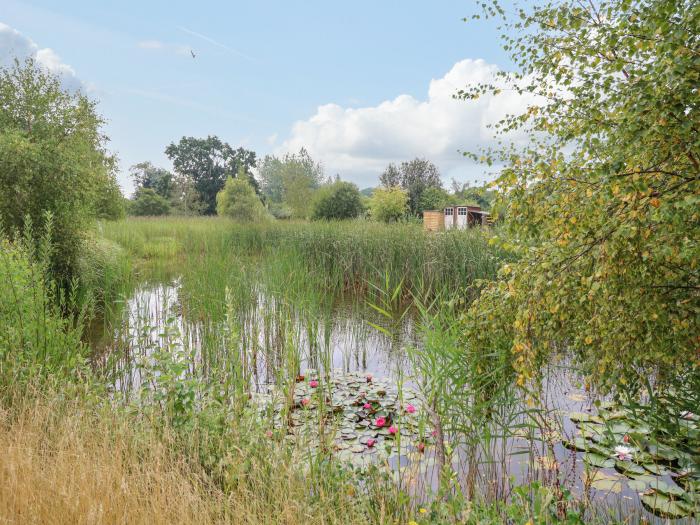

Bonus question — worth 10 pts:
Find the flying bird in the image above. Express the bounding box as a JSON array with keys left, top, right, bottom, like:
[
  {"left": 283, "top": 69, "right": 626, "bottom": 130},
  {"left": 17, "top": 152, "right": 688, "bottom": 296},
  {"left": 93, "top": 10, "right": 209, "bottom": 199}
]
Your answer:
[{"left": 190, "top": 49, "right": 196, "bottom": 59}]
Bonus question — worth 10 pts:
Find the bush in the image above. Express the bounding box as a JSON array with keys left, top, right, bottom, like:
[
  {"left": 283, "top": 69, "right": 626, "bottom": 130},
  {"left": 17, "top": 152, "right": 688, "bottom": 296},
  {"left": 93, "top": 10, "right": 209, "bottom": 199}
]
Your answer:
[
  {"left": 129, "top": 188, "right": 171, "bottom": 216},
  {"left": 368, "top": 187, "right": 408, "bottom": 223},
  {"left": 216, "top": 176, "right": 268, "bottom": 222},
  {"left": 311, "top": 181, "right": 364, "bottom": 221},
  {"left": 0, "top": 59, "right": 120, "bottom": 281}
]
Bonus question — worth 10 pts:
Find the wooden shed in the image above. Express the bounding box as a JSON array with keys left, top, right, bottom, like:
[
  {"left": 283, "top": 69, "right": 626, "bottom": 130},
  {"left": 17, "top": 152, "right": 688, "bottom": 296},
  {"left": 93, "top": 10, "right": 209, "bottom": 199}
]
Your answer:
[
  {"left": 424, "top": 205, "right": 490, "bottom": 231},
  {"left": 423, "top": 210, "right": 444, "bottom": 232}
]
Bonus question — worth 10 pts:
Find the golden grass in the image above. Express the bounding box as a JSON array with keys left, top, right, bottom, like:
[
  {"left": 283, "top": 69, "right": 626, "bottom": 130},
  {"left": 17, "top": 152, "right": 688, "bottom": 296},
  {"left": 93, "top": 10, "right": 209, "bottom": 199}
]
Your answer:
[
  {"left": 0, "top": 393, "right": 226, "bottom": 525},
  {"left": 0, "top": 390, "right": 393, "bottom": 525}
]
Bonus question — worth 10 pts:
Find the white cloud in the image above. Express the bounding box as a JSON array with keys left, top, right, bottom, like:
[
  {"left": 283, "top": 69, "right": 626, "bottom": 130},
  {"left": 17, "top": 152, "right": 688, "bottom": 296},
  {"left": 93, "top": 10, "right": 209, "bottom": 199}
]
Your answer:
[
  {"left": 0, "top": 22, "right": 81, "bottom": 91},
  {"left": 278, "top": 59, "right": 537, "bottom": 187},
  {"left": 137, "top": 39, "right": 191, "bottom": 57}
]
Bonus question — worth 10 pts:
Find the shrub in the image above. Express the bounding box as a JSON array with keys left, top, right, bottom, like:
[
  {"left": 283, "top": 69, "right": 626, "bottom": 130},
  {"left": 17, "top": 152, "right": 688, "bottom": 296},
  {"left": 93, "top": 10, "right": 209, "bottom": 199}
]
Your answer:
[
  {"left": 311, "top": 181, "right": 364, "bottom": 221},
  {"left": 0, "top": 58, "right": 119, "bottom": 281},
  {"left": 216, "top": 176, "right": 268, "bottom": 222},
  {"left": 368, "top": 187, "right": 408, "bottom": 223},
  {"left": 129, "top": 188, "right": 170, "bottom": 216}
]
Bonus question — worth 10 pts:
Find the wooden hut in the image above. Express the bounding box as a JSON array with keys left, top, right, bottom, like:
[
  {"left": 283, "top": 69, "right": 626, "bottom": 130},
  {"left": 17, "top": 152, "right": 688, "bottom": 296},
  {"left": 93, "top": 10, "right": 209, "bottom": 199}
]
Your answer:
[{"left": 424, "top": 205, "right": 489, "bottom": 231}]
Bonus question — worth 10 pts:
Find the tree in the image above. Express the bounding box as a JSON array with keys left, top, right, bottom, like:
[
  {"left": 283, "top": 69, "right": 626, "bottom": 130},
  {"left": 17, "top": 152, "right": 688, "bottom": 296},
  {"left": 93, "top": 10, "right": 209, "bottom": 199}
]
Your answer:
[
  {"left": 368, "top": 187, "right": 408, "bottom": 223},
  {"left": 95, "top": 175, "right": 126, "bottom": 220},
  {"left": 462, "top": 0, "right": 699, "bottom": 392},
  {"left": 129, "top": 188, "right": 170, "bottom": 216},
  {"left": 165, "top": 136, "right": 256, "bottom": 215},
  {"left": 0, "top": 58, "right": 119, "bottom": 279},
  {"left": 419, "top": 186, "right": 451, "bottom": 212},
  {"left": 130, "top": 161, "right": 176, "bottom": 200},
  {"left": 379, "top": 158, "right": 442, "bottom": 215},
  {"left": 257, "top": 148, "right": 324, "bottom": 219},
  {"left": 216, "top": 169, "right": 268, "bottom": 222},
  {"left": 311, "top": 181, "right": 364, "bottom": 220}
]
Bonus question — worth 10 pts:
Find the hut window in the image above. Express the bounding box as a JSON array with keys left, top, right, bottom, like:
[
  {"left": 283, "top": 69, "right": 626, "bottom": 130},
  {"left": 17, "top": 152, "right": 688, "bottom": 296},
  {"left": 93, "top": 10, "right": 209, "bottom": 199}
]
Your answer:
[{"left": 457, "top": 207, "right": 467, "bottom": 215}]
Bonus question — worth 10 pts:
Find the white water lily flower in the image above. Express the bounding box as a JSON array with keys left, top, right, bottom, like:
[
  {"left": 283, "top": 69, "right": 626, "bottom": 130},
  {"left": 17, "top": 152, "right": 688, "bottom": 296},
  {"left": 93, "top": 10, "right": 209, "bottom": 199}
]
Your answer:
[{"left": 614, "top": 445, "right": 633, "bottom": 461}]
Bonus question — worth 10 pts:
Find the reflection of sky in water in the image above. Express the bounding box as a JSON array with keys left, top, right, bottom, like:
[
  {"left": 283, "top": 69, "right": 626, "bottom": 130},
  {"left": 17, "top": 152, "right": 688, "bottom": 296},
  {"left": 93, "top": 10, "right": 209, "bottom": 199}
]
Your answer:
[{"left": 89, "top": 278, "right": 687, "bottom": 524}]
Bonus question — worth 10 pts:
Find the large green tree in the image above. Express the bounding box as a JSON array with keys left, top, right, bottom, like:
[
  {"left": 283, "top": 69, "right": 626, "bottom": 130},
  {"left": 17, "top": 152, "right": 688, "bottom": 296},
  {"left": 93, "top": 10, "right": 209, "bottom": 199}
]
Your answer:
[
  {"left": 165, "top": 136, "right": 256, "bottom": 215},
  {"left": 129, "top": 161, "right": 176, "bottom": 200},
  {"left": 463, "top": 0, "right": 699, "bottom": 392},
  {"left": 311, "top": 181, "right": 364, "bottom": 220},
  {"left": 257, "top": 148, "right": 324, "bottom": 219},
  {"left": 0, "top": 58, "right": 119, "bottom": 279},
  {"left": 216, "top": 171, "right": 268, "bottom": 222},
  {"left": 379, "top": 158, "right": 443, "bottom": 216}
]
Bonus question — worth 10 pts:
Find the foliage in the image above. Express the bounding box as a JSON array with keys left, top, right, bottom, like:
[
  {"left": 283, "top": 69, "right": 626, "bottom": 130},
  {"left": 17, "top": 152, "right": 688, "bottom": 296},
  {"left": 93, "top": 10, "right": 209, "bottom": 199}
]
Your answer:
[
  {"left": 165, "top": 136, "right": 256, "bottom": 215},
  {"left": 419, "top": 186, "right": 451, "bottom": 212},
  {"left": 369, "top": 186, "right": 409, "bottom": 223},
  {"left": 0, "top": 228, "right": 87, "bottom": 386},
  {"left": 0, "top": 58, "right": 118, "bottom": 280},
  {"left": 129, "top": 188, "right": 171, "bottom": 216},
  {"left": 257, "top": 148, "right": 325, "bottom": 219},
  {"left": 216, "top": 173, "right": 269, "bottom": 222},
  {"left": 94, "top": 175, "right": 126, "bottom": 220},
  {"left": 450, "top": 179, "right": 496, "bottom": 211},
  {"left": 461, "top": 0, "right": 700, "bottom": 392},
  {"left": 129, "top": 161, "right": 176, "bottom": 199},
  {"left": 380, "top": 158, "right": 443, "bottom": 215},
  {"left": 311, "top": 181, "right": 364, "bottom": 220}
]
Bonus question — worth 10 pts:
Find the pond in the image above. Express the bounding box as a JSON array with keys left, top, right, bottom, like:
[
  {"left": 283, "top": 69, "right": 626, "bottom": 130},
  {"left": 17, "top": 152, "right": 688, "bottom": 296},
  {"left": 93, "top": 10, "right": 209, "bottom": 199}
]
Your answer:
[{"left": 87, "top": 275, "right": 698, "bottom": 523}]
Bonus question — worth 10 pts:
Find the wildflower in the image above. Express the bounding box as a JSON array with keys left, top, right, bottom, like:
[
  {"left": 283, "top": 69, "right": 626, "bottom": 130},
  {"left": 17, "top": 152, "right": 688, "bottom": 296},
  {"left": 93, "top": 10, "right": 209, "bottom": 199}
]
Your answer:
[
  {"left": 419, "top": 507, "right": 427, "bottom": 514},
  {"left": 363, "top": 402, "right": 372, "bottom": 410},
  {"left": 680, "top": 411, "right": 696, "bottom": 420},
  {"left": 265, "top": 430, "right": 273, "bottom": 438},
  {"left": 309, "top": 380, "right": 319, "bottom": 388},
  {"left": 375, "top": 416, "right": 386, "bottom": 427},
  {"left": 417, "top": 442, "right": 425, "bottom": 453},
  {"left": 388, "top": 425, "right": 398, "bottom": 435},
  {"left": 366, "top": 438, "right": 376, "bottom": 448},
  {"left": 405, "top": 403, "right": 416, "bottom": 414},
  {"left": 408, "top": 521, "right": 419, "bottom": 525},
  {"left": 614, "top": 445, "right": 633, "bottom": 461},
  {"left": 301, "top": 398, "right": 310, "bottom": 407},
  {"left": 431, "top": 429, "right": 438, "bottom": 437}
]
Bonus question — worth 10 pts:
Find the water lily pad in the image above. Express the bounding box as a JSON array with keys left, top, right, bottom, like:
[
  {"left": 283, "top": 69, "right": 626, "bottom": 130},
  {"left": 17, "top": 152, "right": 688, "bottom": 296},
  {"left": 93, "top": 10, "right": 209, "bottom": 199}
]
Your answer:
[
  {"left": 562, "top": 437, "right": 592, "bottom": 452},
  {"left": 615, "top": 460, "right": 646, "bottom": 476},
  {"left": 641, "top": 491, "right": 690, "bottom": 519},
  {"left": 569, "top": 411, "right": 598, "bottom": 423},
  {"left": 628, "top": 479, "right": 648, "bottom": 492},
  {"left": 643, "top": 462, "right": 672, "bottom": 476},
  {"left": 583, "top": 452, "right": 615, "bottom": 469},
  {"left": 585, "top": 470, "right": 623, "bottom": 493}
]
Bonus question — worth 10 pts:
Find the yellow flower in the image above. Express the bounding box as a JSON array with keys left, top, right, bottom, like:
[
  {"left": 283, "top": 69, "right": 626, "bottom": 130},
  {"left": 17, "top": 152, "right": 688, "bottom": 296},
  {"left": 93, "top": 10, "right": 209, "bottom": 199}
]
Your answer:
[
  {"left": 408, "top": 521, "right": 419, "bottom": 525},
  {"left": 419, "top": 508, "right": 427, "bottom": 514}
]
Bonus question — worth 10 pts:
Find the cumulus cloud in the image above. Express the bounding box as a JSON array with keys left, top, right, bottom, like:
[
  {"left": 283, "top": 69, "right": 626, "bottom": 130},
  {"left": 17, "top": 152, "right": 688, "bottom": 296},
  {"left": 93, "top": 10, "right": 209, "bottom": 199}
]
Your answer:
[
  {"left": 0, "top": 22, "right": 81, "bottom": 90},
  {"left": 278, "top": 59, "right": 538, "bottom": 187},
  {"left": 137, "top": 39, "right": 191, "bottom": 56}
]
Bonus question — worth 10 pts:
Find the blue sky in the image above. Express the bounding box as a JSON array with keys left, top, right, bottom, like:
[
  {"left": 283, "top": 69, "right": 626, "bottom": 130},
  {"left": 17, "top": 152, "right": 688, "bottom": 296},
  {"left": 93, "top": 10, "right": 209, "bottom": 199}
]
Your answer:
[{"left": 0, "top": 0, "right": 520, "bottom": 194}]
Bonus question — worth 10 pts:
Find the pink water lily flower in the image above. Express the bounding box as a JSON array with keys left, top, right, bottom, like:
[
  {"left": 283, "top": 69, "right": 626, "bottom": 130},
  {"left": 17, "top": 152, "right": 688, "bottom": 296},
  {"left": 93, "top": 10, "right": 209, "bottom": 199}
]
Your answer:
[
  {"left": 431, "top": 429, "right": 438, "bottom": 437},
  {"left": 614, "top": 445, "right": 633, "bottom": 461},
  {"left": 417, "top": 442, "right": 425, "bottom": 453},
  {"left": 388, "top": 425, "right": 398, "bottom": 435},
  {"left": 623, "top": 434, "right": 630, "bottom": 444},
  {"left": 375, "top": 416, "right": 386, "bottom": 427},
  {"left": 363, "top": 403, "right": 372, "bottom": 410},
  {"left": 301, "top": 398, "right": 310, "bottom": 407},
  {"left": 366, "top": 373, "right": 373, "bottom": 383},
  {"left": 309, "top": 380, "right": 319, "bottom": 388},
  {"left": 366, "top": 438, "right": 376, "bottom": 448},
  {"left": 405, "top": 404, "right": 416, "bottom": 414}
]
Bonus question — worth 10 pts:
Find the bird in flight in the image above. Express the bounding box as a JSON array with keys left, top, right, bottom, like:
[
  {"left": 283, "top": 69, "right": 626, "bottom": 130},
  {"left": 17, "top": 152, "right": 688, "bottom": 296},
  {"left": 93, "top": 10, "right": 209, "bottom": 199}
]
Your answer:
[{"left": 190, "top": 49, "right": 196, "bottom": 59}]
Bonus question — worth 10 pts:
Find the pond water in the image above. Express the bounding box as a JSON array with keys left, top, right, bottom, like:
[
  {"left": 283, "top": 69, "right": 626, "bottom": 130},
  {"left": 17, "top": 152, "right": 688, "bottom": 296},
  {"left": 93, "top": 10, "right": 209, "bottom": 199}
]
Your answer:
[{"left": 87, "top": 277, "right": 697, "bottom": 523}]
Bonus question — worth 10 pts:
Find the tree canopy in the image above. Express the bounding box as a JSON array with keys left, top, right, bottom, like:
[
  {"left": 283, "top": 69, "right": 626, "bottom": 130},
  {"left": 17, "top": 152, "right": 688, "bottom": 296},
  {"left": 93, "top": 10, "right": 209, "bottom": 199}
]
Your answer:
[
  {"left": 165, "top": 136, "right": 256, "bottom": 215},
  {"left": 462, "top": 0, "right": 699, "bottom": 393},
  {"left": 216, "top": 171, "right": 269, "bottom": 222},
  {"left": 368, "top": 187, "right": 409, "bottom": 223},
  {"left": 380, "top": 158, "right": 443, "bottom": 215},
  {"left": 0, "top": 58, "right": 120, "bottom": 279},
  {"left": 311, "top": 181, "right": 364, "bottom": 221}
]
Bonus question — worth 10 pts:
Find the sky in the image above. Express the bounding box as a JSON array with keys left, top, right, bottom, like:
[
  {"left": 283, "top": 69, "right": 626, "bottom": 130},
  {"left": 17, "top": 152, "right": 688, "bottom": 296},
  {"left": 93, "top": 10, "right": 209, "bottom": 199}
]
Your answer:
[{"left": 0, "top": 0, "right": 525, "bottom": 195}]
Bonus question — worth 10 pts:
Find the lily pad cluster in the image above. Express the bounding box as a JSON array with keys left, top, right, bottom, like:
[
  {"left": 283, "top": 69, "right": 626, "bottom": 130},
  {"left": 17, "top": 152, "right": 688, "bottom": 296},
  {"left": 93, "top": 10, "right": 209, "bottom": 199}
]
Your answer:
[
  {"left": 261, "top": 371, "right": 431, "bottom": 469},
  {"left": 564, "top": 402, "right": 699, "bottom": 519}
]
